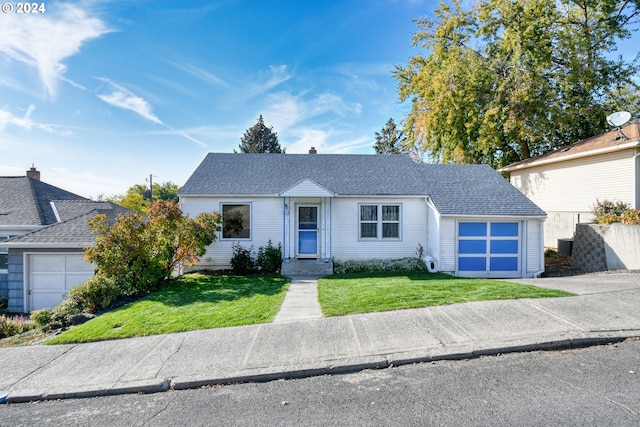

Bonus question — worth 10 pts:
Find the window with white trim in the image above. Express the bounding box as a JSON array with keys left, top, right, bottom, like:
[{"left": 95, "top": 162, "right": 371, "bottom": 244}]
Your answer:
[
  {"left": 359, "top": 204, "right": 401, "bottom": 240},
  {"left": 221, "top": 204, "right": 251, "bottom": 239},
  {"left": 0, "top": 236, "right": 10, "bottom": 271}
]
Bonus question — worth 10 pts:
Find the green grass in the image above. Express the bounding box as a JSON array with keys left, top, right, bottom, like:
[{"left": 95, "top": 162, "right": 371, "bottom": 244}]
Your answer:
[
  {"left": 318, "top": 272, "right": 574, "bottom": 317},
  {"left": 46, "top": 273, "right": 290, "bottom": 344}
]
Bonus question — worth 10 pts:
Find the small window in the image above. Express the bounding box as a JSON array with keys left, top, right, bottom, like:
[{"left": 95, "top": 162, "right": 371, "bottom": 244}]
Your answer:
[
  {"left": 222, "top": 204, "right": 251, "bottom": 239},
  {"left": 0, "top": 236, "right": 9, "bottom": 271},
  {"left": 359, "top": 204, "right": 400, "bottom": 240}
]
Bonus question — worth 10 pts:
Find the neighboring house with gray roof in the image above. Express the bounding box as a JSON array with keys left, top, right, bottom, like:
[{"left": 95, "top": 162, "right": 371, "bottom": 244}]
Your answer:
[
  {"left": 179, "top": 151, "right": 546, "bottom": 279},
  {"left": 0, "top": 167, "right": 132, "bottom": 312}
]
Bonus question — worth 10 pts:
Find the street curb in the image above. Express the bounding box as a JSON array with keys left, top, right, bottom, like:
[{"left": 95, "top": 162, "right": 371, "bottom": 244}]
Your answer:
[
  {"left": 4, "top": 379, "right": 170, "bottom": 404},
  {"left": 3, "top": 335, "right": 638, "bottom": 404}
]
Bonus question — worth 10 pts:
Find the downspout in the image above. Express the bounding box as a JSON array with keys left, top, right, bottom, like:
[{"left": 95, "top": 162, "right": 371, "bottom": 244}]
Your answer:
[
  {"left": 634, "top": 151, "right": 640, "bottom": 209},
  {"left": 282, "top": 197, "right": 286, "bottom": 261}
]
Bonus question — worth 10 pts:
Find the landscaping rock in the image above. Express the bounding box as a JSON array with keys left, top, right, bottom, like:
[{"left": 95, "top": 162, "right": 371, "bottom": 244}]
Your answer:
[{"left": 69, "top": 313, "right": 96, "bottom": 325}]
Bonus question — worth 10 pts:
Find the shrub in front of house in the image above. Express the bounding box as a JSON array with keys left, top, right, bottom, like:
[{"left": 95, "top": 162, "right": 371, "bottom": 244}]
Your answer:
[
  {"left": 333, "top": 257, "right": 427, "bottom": 274},
  {"left": 31, "top": 298, "right": 83, "bottom": 331},
  {"left": 68, "top": 276, "right": 131, "bottom": 314},
  {"left": 231, "top": 241, "right": 283, "bottom": 275},
  {"left": 592, "top": 199, "right": 632, "bottom": 224},
  {"left": 256, "top": 240, "right": 282, "bottom": 273},
  {"left": 230, "top": 242, "right": 255, "bottom": 275},
  {"left": 0, "top": 314, "right": 34, "bottom": 339},
  {"left": 621, "top": 209, "right": 640, "bottom": 225}
]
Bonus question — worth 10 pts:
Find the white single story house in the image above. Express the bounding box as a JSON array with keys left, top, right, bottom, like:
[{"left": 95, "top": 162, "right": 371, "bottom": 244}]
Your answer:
[
  {"left": 179, "top": 152, "right": 547, "bottom": 279},
  {"left": 499, "top": 122, "right": 640, "bottom": 248}
]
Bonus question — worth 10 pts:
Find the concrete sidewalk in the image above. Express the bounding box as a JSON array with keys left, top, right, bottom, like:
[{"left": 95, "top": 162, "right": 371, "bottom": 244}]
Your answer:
[{"left": 1, "top": 272, "right": 639, "bottom": 404}]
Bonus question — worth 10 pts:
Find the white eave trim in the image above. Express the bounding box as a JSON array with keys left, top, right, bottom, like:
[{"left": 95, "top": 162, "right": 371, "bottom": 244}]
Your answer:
[
  {"left": 499, "top": 139, "right": 640, "bottom": 172},
  {"left": 4, "top": 242, "right": 94, "bottom": 249},
  {"left": 438, "top": 214, "right": 547, "bottom": 220}
]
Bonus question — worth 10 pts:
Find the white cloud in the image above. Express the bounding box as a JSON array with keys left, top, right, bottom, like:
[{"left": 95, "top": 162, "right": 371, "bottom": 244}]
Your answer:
[
  {"left": 171, "top": 61, "right": 231, "bottom": 88},
  {"left": 242, "top": 65, "right": 292, "bottom": 98},
  {"left": 0, "top": 3, "right": 110, "bottom": 99},
  {"left": 266, "top": 91, "right": 362, "bottom": 132},
  {"left": 0, "top": 104, "right": 71, "bottom": 135},
  {"left": 96, "top": 78, "right": 164, "bottom": 125}
]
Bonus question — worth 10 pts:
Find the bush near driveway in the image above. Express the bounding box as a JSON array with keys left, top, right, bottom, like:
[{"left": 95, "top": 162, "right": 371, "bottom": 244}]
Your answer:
[{"left": 318, "top": 271, "right": 574, "bottom": 317}]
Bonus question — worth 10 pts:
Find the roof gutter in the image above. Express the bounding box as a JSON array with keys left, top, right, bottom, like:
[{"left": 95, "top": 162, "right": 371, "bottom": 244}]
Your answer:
[
  {"left": 499, "top": 139, "right": 640, "bottom": 173},
  {"left": 3, "top": 242, "right": 93, "bottom": 249}
]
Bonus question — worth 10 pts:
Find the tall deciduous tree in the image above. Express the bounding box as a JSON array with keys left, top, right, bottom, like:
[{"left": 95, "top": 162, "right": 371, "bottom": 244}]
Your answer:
[
  {"left": 237, "top": 115, "right": 285, "bottom": 153},
  {"left": 374, "top": 118, "right": 407, "bottom": 154},
  {"left": 107, "top": 181, "right": 181, "bottom": 213},
  {"left": 395, "top": 0, "right": 639, "bottom": 168}
]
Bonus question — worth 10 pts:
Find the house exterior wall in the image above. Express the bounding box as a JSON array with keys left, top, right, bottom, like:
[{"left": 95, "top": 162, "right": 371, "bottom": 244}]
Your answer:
[
  {"left": 181, "top": 195, "right": 428, "bottom": 267},
  {"left": 426, "top": 202, "right": 440, "bottom": 261},
  {"left": 330, "top": 197, "right": 427, "bottom": 261},
  {"left": 525, "top": 219, "right": 544, "bottom": 274},
  {"left": 436, "top": 217, "right": 544, "bottom": 278},
  {"left": 438, "top": 217, "right": 457, "bottom": 274},
  {"left": 509, "top": 149, "right": 638, "bottom": 247},
  {"left": 6, "top": 248, "right": 86, "bottom": 313},
  {"left": 181, "top": 196, "right": 284, "bottom": 268}
]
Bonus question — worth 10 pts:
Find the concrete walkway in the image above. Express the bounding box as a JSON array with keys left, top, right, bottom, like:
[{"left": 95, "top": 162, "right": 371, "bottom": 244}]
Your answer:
[
  {"left": 1, "top": 272, "right": 639, "bottom": 404},
  {"left": 274, "top": 276, "right": 323, "bottom": 323}
]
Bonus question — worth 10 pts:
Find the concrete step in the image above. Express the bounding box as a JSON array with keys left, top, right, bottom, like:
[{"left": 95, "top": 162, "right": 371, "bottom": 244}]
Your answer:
[{"left": 281, "top": 259, "right": 333, "bottom": 277}]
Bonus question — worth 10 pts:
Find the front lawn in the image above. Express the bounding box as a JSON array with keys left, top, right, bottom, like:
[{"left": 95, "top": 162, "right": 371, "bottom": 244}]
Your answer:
[
  {"left": 318, "top": 272, "right": 573, "bottom": 317},
  {"left": 46, "top": 273, "right": 290, "bottom": 344}
]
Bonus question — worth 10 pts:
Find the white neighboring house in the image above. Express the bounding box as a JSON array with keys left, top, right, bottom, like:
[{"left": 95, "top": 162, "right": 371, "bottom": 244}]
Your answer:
[
  {"left": 179, "top": 151, "right": 547, "bottom": 279},
  {"left": 499, "top": 123, "right": 640, "bottom": 248}
]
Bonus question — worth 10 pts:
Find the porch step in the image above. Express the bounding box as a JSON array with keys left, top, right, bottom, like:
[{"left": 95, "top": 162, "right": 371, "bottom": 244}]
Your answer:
[{"left": 281, "top": 259, "right": 333, "bottom": 277}]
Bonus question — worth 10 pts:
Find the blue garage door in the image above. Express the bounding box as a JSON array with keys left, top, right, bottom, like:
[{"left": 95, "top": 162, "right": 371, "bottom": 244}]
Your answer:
[{"left": 457, "top": 222, "right": 521, "bottom": 278}]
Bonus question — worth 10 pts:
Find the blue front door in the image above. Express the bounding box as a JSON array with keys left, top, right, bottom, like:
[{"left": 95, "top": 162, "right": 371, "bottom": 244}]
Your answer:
[{"left": 297, "top": 206, "right": 318, "bottom": 257}]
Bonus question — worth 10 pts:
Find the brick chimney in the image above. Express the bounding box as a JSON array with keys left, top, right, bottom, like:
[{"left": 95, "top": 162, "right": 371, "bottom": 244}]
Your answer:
[
  {"left": 26, "top": 164, "right": 40, "bottom": 181},
  {"left": 308, "top": 147, "right": 317, "bottom": 154}
]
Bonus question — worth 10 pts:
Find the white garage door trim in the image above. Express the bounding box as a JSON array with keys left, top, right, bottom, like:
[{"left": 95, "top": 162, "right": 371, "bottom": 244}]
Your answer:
[
  {"left": 25, "top": 252, "right": 95, "bottom": 312},
  {"left": 456, "top": 221, "right": 522, "bottom": 278}
]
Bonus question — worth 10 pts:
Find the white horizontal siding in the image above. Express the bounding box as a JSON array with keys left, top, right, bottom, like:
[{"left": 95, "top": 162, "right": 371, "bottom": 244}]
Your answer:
[
  {"left": 181, "top": 196, "right": 283, "bottom": 268},
  {"left": 426, "top": 203, "right": 440, "bottom": 260},
  {"left": 510, "top": 150, "right": 636, "bottom": 212},
  {"left": 525, "top": 219, "right": 543, "bottom": 274},
  {"left": 438, "top": 218, "right": 456, "bottom": 273},
  {"left": 331, "top": 198, "right": 427, "bottom": 261}
]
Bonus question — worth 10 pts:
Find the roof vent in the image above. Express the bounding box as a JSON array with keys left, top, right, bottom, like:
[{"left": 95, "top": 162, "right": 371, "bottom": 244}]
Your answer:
[
  {"left": 308, "top": 147, "right": 317, "bottom": 154},
  {"left": 26, "top": 164, "right": 40, "bottom": 181}
]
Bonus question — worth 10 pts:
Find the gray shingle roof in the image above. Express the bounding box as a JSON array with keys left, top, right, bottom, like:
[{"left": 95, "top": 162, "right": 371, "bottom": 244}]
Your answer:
[
  {"left": 5, "top": 202, "right": 134, "bottom": 246},
  {"left": 180, "top": 153, "right": 424, "bottom": 196},
  {"left": 180, "top": 153, "right": 545, "bottom": 217},
  {"left": 0, "top": 176, "right": 87, "bottom": 226},
  {"left": 416, "top": 164, "right": 546, "bottom": 217}
]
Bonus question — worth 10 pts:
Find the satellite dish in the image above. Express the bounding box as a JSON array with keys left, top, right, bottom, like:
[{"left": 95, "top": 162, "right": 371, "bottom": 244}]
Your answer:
[{"left": 606, "top": 111, "right": 631, "bottom": 127}]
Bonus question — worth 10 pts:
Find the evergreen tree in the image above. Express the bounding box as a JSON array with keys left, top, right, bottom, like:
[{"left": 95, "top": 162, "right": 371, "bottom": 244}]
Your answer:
[
  {"left": 237, "top": 115, "right": 285, "bottom": 153},
  {"left": 374, "top": 118, "right": 407, "bottom": 154}
]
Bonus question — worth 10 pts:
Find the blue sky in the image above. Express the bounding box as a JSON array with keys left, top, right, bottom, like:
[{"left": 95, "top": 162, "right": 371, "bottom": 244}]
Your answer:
[
  {"left": 0, "top": 0, "right": 435, "bottom": 198},
  {"left": 0, "top": 1, "right": 638, "bottom": 199}
]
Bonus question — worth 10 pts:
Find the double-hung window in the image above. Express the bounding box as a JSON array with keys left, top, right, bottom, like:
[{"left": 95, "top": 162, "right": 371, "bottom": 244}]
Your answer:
[
  {"left": 359, "top": 204, "right": 401, "bottom": 240},
  {"left": 221, "top": 203, "right": 251, "bottom": 239}
]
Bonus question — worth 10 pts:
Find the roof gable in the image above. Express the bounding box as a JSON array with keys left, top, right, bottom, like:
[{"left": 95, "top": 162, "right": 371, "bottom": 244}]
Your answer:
[{"left": 279, "top": 179, "right": 334, "bottom": 197}]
